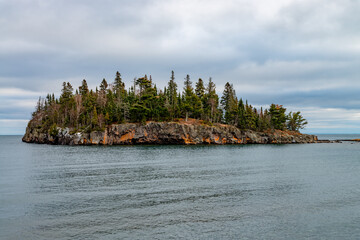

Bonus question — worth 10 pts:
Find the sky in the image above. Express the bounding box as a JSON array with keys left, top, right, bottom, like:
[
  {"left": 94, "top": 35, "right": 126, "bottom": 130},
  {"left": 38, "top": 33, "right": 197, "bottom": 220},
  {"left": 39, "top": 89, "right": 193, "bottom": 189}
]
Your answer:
[{"left": 1, "top": 0, "right": 360, "bottom": 135}]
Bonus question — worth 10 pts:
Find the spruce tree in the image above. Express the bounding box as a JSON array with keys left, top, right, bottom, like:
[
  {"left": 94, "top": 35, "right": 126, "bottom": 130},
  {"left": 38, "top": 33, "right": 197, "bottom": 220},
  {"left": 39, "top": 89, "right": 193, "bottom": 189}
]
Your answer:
[
  {"left": 182, "top": 74, "right": 194, "bottom": 121},
  {"left": 60, "top": 82, "right": 73, "bottom": 101},
  {"left": 79, "top": 79, "right": 89, "bottom": 96},
  {"left": 92, "top": 106, "right": 98, "bottom": 128},
  {"left": 114, "top": 71, "right": 126, "bottom": 99},
  {"left": 269, "top": 104, "right": 287, "bottom": 130},
  {"left": 237, "top": 98, "right": 246, "bottom": 129},
  {"left": 204, "top": 78, "right": 219, "bottom": 122},
  {"left": 100, "top": 78, "right": 108, "bottom": 91},
  {"left": 167, "top": 71, "right": 178, "bottom": 119},
  {"left": 195, "top": 78, "right": 205, "bottom": 99},
  {"left": 287, "top": 111, "right": 308, "bottom": 132},
  {"left": 221, "top": 82, "right": 238, "bottom": 125}
]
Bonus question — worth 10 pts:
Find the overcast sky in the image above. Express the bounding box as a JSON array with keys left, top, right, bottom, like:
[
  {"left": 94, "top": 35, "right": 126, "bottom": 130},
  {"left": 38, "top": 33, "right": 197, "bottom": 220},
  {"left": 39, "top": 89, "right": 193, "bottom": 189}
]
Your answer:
[{"left": 1, "top": 0, "right": 360, "bottom": 135}]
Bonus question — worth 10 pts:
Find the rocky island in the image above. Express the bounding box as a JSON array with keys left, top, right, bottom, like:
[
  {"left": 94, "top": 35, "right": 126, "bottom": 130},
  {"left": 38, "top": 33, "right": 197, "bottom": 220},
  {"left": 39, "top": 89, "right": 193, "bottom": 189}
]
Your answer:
[
  {"left": 23, "top": 71, "right": 316, "bottom": 145},
  {"left": 23, "top": 120, "right": 317, "bottom": 145}
]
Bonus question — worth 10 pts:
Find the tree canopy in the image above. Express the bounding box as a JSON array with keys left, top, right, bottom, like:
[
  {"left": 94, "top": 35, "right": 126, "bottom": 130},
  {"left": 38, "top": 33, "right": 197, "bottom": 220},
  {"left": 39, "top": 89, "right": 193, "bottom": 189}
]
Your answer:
[{"left": 29, "top": 71, "right": 308, "bottom": 133}]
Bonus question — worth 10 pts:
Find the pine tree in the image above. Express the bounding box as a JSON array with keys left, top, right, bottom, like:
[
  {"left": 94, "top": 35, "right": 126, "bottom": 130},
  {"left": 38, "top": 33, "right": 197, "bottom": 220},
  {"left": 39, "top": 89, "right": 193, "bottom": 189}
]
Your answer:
[
  {"left": 114, "top": 71, "right": 124, "bottom": 90},
  {"left": 195, "top": 78, "right": 205, "bottom": 99},
  {"left": 245, "top": 104, "right": 256, "bottom": 130},
  {"left": 258, "top": 107, "right": 270, "bottom": 131},
  {"left": 221, "top": 82, "right": 238, "bottom": 125},
  {"left": 167, "top": 71, "right": 178, "bottom": 119},
  {"left": 100, "top": 78, "right": 108, "bottom": 91},
  {"left": 92, "top": 106, "right": 98, "bottom": 128},
  {"left": 183, "top": 74, "right": 193, "bottom": 96},
  {"left": 287, "top": 111, "right": 308, "bottom": 132},
  {"left": 105, "top": 89, "right": 116, "bottom": 123},
  {"left": 79, "top": 79, "right": 89, "bottom": 96},
  {"left": 182, "top": 74, "right": 194, "bottom": 121},
  {"left": 204, "top": 77, "right": 219, "bottom": 122},
  {"left": 237, "top": 98, "right": 246, "bottom": 129},
  {"left": 114, "top": 71, "right": 125, "bottom": 99},
  {"left": 269, "top": 104, "right": 287, "bottom": 130},
  {"left": 220, "top": 82, "right": 232, "bottom": 110},
  {"left": 60, "top": 82, "right": 73, "bottom": 101}
]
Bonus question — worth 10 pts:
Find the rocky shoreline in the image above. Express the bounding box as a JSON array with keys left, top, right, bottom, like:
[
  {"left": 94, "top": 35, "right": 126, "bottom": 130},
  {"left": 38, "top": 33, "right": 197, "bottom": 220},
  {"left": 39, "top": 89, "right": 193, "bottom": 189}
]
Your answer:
[{"left": 22, "top": 121, "right": 319, "bottom": 145}]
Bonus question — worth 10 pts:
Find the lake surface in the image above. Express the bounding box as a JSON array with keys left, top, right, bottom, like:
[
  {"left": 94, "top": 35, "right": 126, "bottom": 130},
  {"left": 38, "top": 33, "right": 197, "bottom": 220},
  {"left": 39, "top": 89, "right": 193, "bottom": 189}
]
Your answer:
[{"left": 1, "top": 135, "right": 360, "bottom": 239}]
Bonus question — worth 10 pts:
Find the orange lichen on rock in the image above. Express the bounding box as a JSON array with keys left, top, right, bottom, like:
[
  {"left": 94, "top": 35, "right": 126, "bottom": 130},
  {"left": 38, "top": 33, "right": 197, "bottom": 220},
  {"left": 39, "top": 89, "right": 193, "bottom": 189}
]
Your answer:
[
  {"left": 233, "top": 137, "right": 242, "bottom": 143},
  {"left": 103, "top": 134, "right": 107, "bottom": 145},
  {"left": 182, "top": 134, "right": 196, "bottom": 144},
  {"left": 120, "top": 130, "right": 135, "bottom": 142},
  {"left": 214, "top": 135, "right": 220, "bottom": 142},
  {"left": 222, "top": 138, "right": 227, "bottom": 144},
  {"left": 202, "top": 137, "right": 211, "bottom": 144}
]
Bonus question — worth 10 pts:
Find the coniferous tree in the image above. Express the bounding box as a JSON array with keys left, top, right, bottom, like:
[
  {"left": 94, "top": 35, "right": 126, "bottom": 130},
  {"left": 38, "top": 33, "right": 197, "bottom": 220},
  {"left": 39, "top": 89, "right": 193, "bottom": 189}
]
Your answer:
[
  {"left": 92, "top": 106, "right": 98, "bottom": 128},
  {"left": 237, "top": 98, "right": 246, "bottom": 129},
  {"left": 135, "top": 75, "right": 157, "bottom": 120},
  {"left": 287, "top": 111, "right": 308, "bottom": 132},
  {"left": 114, "top": 71, "right": 125, "bottom": 96},
  {"left": 182, "top": 74, "right": 202, "bottom": 121},
  {"left": 245, "top": 104, "right": 256, "bottom": 130},
  {"left": 182, "top": 74, "right": 193, "bottom": 121},
  {"left": 269, "top": 104, "right": 287, "bottom": 130},
  {"left": 167, "top": 71, "right": 178, "bottom": 119},
  {"left": 103, "top": 90, "right": 114, "bottom": 122},
  {"left": 60, "top": 82, "right": 73, "bottom": 101},
  {"left": 26, "top": 71, "right": 307, "bottom": 134},
  {"left": 194, "top": 78, "right": 205, "bottom": 119},
  {"left": 113, "top": 72, "right": 127, "bottom": 123},
  {"left": 258, "top": 107, "right": 269, "bottom": 131},
  {"left": 59, "top": 82, "right": 74, "bottom": 125},
  {"left": 221, "top": 82, "right": 238, "bottom": 125},
  {"left": 195, "top": 78, "right": 205, "bottom": 99},
  {"left": 100, "top": 78, "right": 108, "bottom": 91},
  {"left": 204, "top": 78, "right": 219, "bottom": 123},
  {"left": 79, "top": 79, "right": 89, "bottom": 96}
]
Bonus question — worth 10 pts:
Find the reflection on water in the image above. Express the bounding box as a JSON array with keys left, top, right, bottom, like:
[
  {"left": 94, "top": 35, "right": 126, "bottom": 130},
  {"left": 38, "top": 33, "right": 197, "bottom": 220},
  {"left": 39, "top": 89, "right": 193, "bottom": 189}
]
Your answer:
[{"left": 1, "top": 136, "right": 360, "bottom": 239}]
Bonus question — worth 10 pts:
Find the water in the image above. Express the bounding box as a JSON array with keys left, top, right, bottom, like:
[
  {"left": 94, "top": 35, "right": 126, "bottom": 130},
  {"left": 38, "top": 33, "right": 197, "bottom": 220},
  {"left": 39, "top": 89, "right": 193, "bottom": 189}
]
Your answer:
[{"left": 1, "top": 135, "right": 360, "bottom": 239}]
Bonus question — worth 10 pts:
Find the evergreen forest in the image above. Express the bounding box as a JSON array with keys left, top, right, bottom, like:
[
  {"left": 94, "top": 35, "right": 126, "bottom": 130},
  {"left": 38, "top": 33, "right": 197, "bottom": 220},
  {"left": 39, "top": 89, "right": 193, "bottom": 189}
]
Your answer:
[{"left": 30, "top": 71, "right": 308, "bottom": 134}]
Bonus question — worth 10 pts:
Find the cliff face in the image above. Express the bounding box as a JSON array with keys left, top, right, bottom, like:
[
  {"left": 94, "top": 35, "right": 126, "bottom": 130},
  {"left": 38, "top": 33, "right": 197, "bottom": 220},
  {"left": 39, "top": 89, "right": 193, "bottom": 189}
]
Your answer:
[{"left": 22, "top": 122, "right": 317, "bottom": 145}]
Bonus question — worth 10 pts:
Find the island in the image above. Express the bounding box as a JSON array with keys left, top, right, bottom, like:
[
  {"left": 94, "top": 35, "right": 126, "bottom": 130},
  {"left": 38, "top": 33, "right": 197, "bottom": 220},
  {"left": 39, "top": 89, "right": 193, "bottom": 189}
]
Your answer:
[{"left": 23, "top": 71, "right": 317, "bottom": 145}]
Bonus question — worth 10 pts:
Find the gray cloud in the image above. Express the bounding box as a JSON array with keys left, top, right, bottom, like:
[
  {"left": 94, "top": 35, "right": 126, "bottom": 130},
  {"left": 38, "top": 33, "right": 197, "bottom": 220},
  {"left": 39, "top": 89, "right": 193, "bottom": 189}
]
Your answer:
[{"left": 1, "top": 0, "right": 360, "bottom": 134}]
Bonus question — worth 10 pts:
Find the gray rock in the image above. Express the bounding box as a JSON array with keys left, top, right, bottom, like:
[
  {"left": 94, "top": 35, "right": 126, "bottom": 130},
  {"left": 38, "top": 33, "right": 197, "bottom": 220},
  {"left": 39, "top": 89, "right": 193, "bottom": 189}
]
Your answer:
[{"left": 22, "top": 122, "right": 318, "bottom": 145}]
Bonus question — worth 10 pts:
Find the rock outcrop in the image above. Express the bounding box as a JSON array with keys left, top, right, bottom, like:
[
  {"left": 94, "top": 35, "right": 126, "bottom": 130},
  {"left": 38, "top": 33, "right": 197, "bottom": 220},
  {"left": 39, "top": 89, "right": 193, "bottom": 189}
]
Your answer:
[{"left": 22, "top": 122, "right": 318, "bottom": 145}]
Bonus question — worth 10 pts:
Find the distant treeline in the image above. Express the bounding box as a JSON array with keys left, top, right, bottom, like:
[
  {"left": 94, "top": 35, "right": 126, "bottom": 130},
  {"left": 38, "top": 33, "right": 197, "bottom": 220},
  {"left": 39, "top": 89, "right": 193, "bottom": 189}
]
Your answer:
[{"left": 30, "top": 71, "right": 307, "bottom": 133}]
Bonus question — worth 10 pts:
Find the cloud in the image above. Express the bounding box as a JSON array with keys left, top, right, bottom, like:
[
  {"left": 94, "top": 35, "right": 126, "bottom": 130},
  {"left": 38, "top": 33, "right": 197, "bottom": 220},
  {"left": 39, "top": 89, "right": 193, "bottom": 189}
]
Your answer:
[
  {"left": 0, "top": 88, "right": 43, "bottom": 123},
  {"left": 1, "top": 0, "right": 360, "bottom": 134},
  {"left": 298, "top": 107, "right": 360, "bottom": 134},
  {"left": 0, "top": 119, "right": 28, "bottom": 135}
]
